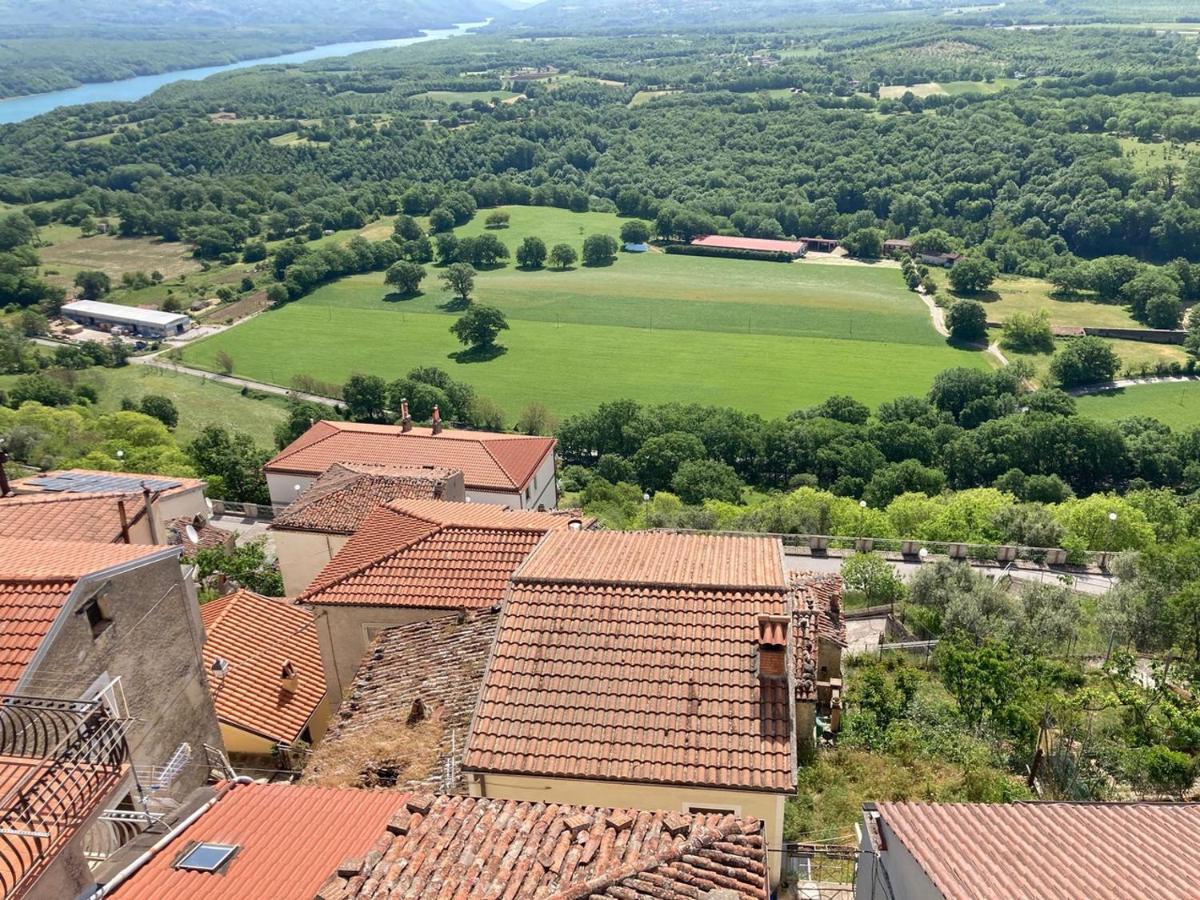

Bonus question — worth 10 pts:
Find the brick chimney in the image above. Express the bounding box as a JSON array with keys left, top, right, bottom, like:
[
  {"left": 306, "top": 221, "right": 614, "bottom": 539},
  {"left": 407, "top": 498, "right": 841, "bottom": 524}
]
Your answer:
[
  {"left": 400, "top": 398, "right": 412, "bottom": 433},
  {"left": 431, "top": 405, "right": 442, "bottom": 435},
  {"left": 141, "top": 484, "right": 161, "bottom": 544},
  {"left": 757, "top": 615, "right": 789, "bottom": 679},
  {"left": 280, "top": 660, "right": 299, "bottom": 695}
]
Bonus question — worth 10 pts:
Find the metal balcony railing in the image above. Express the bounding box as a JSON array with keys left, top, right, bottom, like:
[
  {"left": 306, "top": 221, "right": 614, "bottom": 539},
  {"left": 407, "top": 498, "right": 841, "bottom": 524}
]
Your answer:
[{"left": 0, "top": 695, "right": 130, "bottom": 900}]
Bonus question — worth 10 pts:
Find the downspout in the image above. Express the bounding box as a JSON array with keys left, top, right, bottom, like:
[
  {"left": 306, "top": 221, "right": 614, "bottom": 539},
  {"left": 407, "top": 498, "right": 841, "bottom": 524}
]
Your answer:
[{"left": 86, "top": 776, "right": 254, "bottom": 898}]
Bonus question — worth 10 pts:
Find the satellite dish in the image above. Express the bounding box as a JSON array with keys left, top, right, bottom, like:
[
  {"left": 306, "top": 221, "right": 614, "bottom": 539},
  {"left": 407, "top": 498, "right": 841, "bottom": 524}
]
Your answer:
[
  {"left": 204, "top": 497, "right": 214, "bottom": 514},
  {"left": 185, "top": 524, "right": 200, "bottom": 545}
]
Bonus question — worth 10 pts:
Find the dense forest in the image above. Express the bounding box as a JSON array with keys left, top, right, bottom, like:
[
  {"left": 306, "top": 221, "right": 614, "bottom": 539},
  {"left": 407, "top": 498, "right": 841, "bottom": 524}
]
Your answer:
[{"left": 0, "top": 0, "right": 497, "bottom": 98}]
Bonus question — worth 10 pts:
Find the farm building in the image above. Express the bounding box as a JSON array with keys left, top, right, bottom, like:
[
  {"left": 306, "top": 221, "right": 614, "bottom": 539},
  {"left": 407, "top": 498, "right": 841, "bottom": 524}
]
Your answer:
[
  {"left": 883, "top": 238, "right": 913, "bottom": 255},
  {"left": 691, "top": 234, "right": 807, "bottom": 256},
  {"left": 920, "top": 251, "right": 963, "bottom": 267},
  {"left": 799, "top": 236, "right": 840, "bottom": 253},
  {"left": 61, "top": 300, "right": 190, "bottom": 338}
]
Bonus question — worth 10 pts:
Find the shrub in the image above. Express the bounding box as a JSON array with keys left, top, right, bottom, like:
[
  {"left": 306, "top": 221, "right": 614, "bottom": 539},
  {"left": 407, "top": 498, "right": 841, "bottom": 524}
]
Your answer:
[
  {"left": 948, "top": 256, "right": 998, "bottom": 294},
  {"left": 670, "top": 458, "right": 745, "bottom": 504},
  {"left": 582, "top": 234, "right": 619, "bottom": 266},
  {"left": 549, "top": 243, "right": 578, "bottom": 269},
  {"left": 663, "top": 244, "right": 793, "bottom": 262},
  {"left": 1145, "top": 294, "right": 1183, "bottom": 329},
  {"left": 139, "top": 395, "right": 178, "bottom": 429},
  {"left": 484, "top": 210, "right": 510, "bottom": 228},
  {"left": 619, "top": 220, "right": 652, "bottom": 245},
  {"left": 515, "top": 236, "right": 547, "bottom": 269},
  {"left": 1001, "top": 309, "right": 1054, "bottom": 353},
  {"left": 1049, "top": 336, "right": 1120, "bottom": 387}
]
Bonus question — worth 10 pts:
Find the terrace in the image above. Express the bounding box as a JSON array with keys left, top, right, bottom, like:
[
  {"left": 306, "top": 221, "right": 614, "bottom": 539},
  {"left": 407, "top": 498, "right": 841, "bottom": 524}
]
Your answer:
[{"left": 0, "top": 694, "right": 130, "bottom": 900}]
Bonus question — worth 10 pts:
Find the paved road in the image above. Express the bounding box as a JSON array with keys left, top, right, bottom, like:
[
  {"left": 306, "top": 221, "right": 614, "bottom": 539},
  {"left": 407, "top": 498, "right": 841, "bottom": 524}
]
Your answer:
[
  {"left": 1068, "top": 373, "right": 1200, "bottom": 397},
  {"left": 131, "top": 357, "right": 340, "bottom": 408},
  {"left": 784, "top": 552, "right": 1117, "bottom": 596}
]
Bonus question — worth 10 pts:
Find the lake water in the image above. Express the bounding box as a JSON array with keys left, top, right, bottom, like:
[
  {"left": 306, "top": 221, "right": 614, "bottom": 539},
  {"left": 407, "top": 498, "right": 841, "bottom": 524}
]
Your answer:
[{"left": 0, "top": 21, "right": 486, "bottom": 125}]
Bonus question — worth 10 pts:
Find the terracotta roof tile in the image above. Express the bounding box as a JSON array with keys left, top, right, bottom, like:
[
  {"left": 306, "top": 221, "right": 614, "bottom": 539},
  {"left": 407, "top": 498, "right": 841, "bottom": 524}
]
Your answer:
[
  {"left": 466, "top": 532, "right": 794, "bottom": 793},
  {"left": 300, "top": 501, "right": 585, "bottom": 609},
  {"left": 338, "top": 794, "right": 769, "bottom": 900},
  {"left": 266, "top": 421, "right": 555, "bottom": 492},
  {"left": 873, "top": 801, "right": 1200, "bottom": 900},
  {"left": 107, "top": 783, "right": 407, "bottom": 900},
  {"left": 790, "top": 573, "right": 847, "bottom": 647},
  {"left": 515, "top": 530, "right": 787, "bottom": 590},
  {"left": 0, "top": 492, "right": 146, "bottom": 544},
  {"left": 167, "top": 516, "right": 234, "bottom": 554},
  {"left": 271, "top": 463, "right": 460, "bottom": 534},
  {"left": 303, "top": 610, "right": 498, "bottom": 792},
  {"left": 201, "top": 590, "right": 326, "bottom": 744},
  {"left": 0, "top": 538, "right": 172, "bottom": 581}
]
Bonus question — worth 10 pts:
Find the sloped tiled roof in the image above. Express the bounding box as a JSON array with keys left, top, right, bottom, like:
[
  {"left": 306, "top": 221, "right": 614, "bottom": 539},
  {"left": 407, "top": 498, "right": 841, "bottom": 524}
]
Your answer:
[
  {"left": 516, "top": 530, "right": 787, "bottom": 589},
  {"left": 107, "top": 783, "right": 406, "bottom": 900},
  {"left": 271, "top": 463, "right": 460, "bottom": 535},
  {"left": 304, "top": 610, "right": 498, "bottom": 792},
  {"left": 166, "top": 516, "right": 234, "bottom": 554},
  {"left": 790, "top": 572, "right": 847, "bottom": 648},
  {"left": 0, "top": 492, "right": 147, "bottom": 543},
  {"left": 0, "top": 539, "right": 174, "bottom": 693},
  {"left": 201, "top": 590, "right": 326, "bottom": 744},
  {"left": 872, "top": 801, "right": 1200, "bottom": 900},
  {"left": 329, "top": 794, "right": 769, "bottom": 900},
  {"left": 266, "top": 420, "right": 555, "bottom": 492},
  {"left": 465, "top": 531, "right": 794, "bottom": 793},
  {"left": 299, "top": 500, "right": 586, "bottom": 608}
]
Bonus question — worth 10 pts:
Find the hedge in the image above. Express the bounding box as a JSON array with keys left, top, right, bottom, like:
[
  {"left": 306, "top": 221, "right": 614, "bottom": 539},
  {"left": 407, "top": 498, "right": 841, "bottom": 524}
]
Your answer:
[{"left": 663, "top": 244, "right": 795, "bottom": 262}]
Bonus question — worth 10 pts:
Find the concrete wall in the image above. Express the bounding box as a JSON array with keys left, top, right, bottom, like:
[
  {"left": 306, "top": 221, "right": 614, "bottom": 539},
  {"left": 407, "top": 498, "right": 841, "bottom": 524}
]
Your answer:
[
  {"left": 467, "top": 772, "right": 786, "bottom": 885},
  {"left": 309, "top": 604, "right": 448, "bottom": 709},
  {"left": 268, "top": 472, "right": 316, "bottom": 508},
  {"left": 274, "top": 530, "right": 351, "bottom": 595},
  {"left": 20, "top": 555, "right": 224, "bottom": 803},
  {"left": 796, "top": 700, "right": 817, "bottom": 761},
  {"left": 855, "top": 811, "right": 945, "bottom": 900},
  {"left": 156, "top": 485, "right": 209, "bottom": 522}
]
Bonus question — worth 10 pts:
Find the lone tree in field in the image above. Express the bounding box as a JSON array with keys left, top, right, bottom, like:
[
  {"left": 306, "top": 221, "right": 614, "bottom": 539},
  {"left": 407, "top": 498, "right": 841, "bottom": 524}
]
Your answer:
[
  {"left": 439, "top": 262, "right": 476, "bottom": 303},
  {"left": 451, "top": 305, "right": 509, "bottom": 352},
  {"left": 582, "top": 234, "right": 619, "bottom": 266},
  {"left": 619, "top": 220, "right": 652, "bottom": 245},
  {"left": 485, "top": 210, "right": 511, "bottom": 228},
  {"left": 385, "top": 260, "right": 426, "bottom": 296},
  {"left": 948, "top": 256, "right": 998, "bottom": 294},
  {"left": 74, "top": 270, "right": 111, "bottom": 300},
  {"left": 1049, "top": 336, "right": 1121, "bottom": 387},
  {"left": 549, "top": 243, "right": 578, "bottom": 270},
  {"left": 946, "top": 299, "right": 989, "bottom": 343},
  {"left": 516, "top": 236, "right": 547, "bottom": 269}
]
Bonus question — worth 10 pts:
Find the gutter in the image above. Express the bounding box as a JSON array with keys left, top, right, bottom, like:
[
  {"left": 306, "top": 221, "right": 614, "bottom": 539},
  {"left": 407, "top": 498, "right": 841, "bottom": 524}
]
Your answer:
[{"left": 86, "top": 775, "right": 254, "bottom": 898}]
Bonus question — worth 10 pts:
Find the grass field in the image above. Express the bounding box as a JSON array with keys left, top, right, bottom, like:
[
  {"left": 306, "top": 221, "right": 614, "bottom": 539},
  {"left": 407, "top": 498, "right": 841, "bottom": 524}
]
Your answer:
[
  {"left": 1009, "top": 338, "right": 1191, "bottom": 384},
  {"left": 1076, "top": 380, "right": 1200, "bottom": 430},
  {"left": 178, "top": 206, "right": 988, "bottom": 419},
  {"left": 409, "top": 90, "right": 521, "bottom": 104},
  {"left": 629, "top": 90, "right": 680, "bottom": 106},
  {"left": 878, "top": 79, "right": 1021, "bottom": 99},
  {"left": 934, "top": 272, "right": 1142, "bottom": 329},
  {"left": 39, "top": 234, "right": 199, "bottom": 289},
  {"left": 0, "top": 365, "right": 289, "bottom": 447},
  {"left": 1118, "top": 136, "right": 1200, "bottom": 173}
]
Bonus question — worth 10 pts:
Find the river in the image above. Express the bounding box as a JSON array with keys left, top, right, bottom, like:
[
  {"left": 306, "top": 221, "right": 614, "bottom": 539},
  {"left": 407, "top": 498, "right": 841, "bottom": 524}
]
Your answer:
[{"left": 0, "top": 21, "right": 486, "bottom": 125}]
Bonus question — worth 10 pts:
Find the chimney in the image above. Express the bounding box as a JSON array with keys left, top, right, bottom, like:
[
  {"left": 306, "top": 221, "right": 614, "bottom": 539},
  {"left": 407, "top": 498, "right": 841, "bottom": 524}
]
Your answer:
[
  {"left": 280, "top": 660, "right": 299, "bottom": 695},
  {"left": 141, "top": 484, "right": 161, "bottom": 544},
  {"left": 431, "top": 405, "right": 442, "bottom": 435},
  {"left": 0, "top": 447, "right": 9, "bottom": 498},
  {"left": 757, "top": 615, "right": 789, "bottom": 679},
  {"left": 116, "top": 499, "right": 132, "bottom": 544},
  {"left": 400, "top": 398, "right": 412, "bottom": 433}
]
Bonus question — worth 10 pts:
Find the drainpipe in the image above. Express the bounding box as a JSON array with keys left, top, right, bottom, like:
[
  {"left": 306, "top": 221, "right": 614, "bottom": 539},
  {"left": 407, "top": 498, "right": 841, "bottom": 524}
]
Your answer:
[
  {"left": 87, "top": 776, "right": 254, "bottom": 898},
  {"left": 141, "top": 485, "right": 161, "bottom": 544}
]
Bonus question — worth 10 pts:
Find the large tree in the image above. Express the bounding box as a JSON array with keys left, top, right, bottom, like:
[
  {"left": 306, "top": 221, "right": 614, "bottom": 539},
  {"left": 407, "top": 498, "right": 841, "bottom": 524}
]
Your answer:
[
  {"left": 439, "top": 262, "right": 476, "bottom": 303},
  {"left": 450, "top": 304, "right": 509, "bottom": 351}
]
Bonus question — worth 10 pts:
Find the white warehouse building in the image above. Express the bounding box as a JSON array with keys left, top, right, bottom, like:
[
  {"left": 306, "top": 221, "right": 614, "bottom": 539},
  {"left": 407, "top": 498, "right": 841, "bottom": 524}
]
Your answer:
[{"left": 61, "top": 300, "right": 191, "bottom": 338}]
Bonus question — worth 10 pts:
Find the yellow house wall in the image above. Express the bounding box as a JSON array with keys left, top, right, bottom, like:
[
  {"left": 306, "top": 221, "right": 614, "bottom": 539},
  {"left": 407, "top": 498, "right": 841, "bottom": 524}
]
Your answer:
[
  {"left": 274, "top": 529, "right": 351, "bottom": 596},
  {"left": 467, "top": 771, "right": 786, "bottom": 885},
  {"left": 219, "top": 692, "right": 332, "bottom": 756}
]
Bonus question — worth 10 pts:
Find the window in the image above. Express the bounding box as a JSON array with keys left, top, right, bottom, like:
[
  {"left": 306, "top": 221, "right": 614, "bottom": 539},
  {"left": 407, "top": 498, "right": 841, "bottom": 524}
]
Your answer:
[
  {"left": 174, "top": 842, "right": 239, "bottom": 872},
  {"left": 79, "top": 595, "right": 112, "bottom": 638},
  {"left": 683, "top": 803, "right": 740, "bottom": 816}
]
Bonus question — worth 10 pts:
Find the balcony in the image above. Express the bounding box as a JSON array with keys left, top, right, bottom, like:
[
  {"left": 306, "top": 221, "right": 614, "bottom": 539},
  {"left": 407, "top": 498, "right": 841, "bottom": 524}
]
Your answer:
[{"left": 0, "top": 695, "right": 129, "bottom": 900}]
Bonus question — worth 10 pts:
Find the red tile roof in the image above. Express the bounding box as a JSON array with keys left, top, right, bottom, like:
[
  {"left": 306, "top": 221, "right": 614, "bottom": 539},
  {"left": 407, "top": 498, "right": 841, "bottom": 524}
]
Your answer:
[
  {"left": 692, "top": 234, "right": 806, "bottom": 254},
  {"left": 791, "top": 573, "right": 847, "bottom": 647},
  {"left": 107, "top": 782, "right": 406, "bottom": 900},
  {"left": 328, "top": 794, "right": 769, "bottom": 900},
  {"left": 266, "top": 421, "right": 555, "bottom": 493},
  {"left": 201, "top": 590, "right": 326, "bottom": 744},
  {"left": 299, "top": 500, "right": 585, "bottom": 609},
  {"left": 465, "top": 531, "right": 794, "bottom": 793},
  {"left": 303, "top": 610, "right": 498, "bottom": 792},
  {"left": 0, "top": 492, "right": 147, "bottom": 543},
  {"left": 515, "top": 530, "right": 787, "bottom": 590},
  {"left": 872, "top": 801, "right": 1200, "bottom": 900},
  {"left": 271, "top": 463, "right": 461, "bottom": 534},
  {"left": 0, "top": 539, "right": 175, "bottom": 694},
  {"left": 166, "top": 516, "right": 234, "bottom": 554}
]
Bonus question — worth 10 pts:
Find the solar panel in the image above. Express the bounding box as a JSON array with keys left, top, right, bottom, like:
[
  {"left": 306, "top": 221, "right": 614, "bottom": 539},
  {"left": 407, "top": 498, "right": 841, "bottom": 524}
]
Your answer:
[
  {"left": 26, "top": 473, "right": 182, "bottom": 494},
  {"left": 174, "top": 842, "right": 239, "bottom": 872}
]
